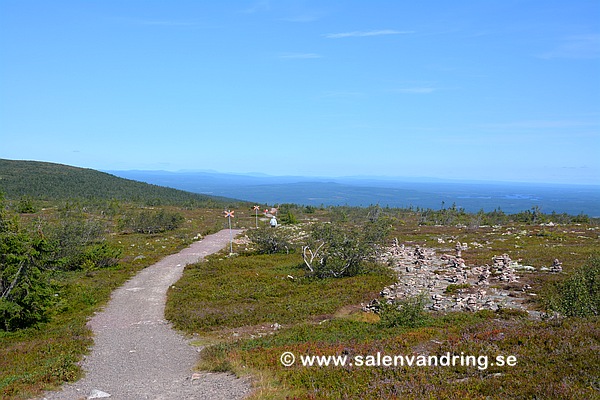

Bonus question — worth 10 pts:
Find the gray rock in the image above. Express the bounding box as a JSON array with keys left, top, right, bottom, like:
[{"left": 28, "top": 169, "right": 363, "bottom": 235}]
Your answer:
[{"left": 88, "top": 389, "right": 111, "bottom": 399}]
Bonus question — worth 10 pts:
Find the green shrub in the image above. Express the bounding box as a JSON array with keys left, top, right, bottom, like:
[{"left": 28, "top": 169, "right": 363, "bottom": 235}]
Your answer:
[
  {"left": 495, "top": 307, "right": 529, "bottom": 319},
  {"left": 377, "top": 293, "right": 430, "bottom": 328},
  {"left": 80, "top": 243, "right": 122, "bottom": 270},
  {"left": 280, "top": 210, "right": 298, "bottom": 224},
  {"left": 47, "top": 217, "right": 104, "bottom": 270},
  {"left": 0, "top": 231, "right": 54, "bottom": 331},
  {"left": 246, "top": 227, "right": 292, "bottom": 254},
  {"left": 555, "top": 256, "right": 600, "bottom": 317},
  {"left": 118, "top": 209, "right": 184, "bottom": 234},
  {"left": 16, "top": 196, "right": 36, "bottom": 213},
  {"left": 303, "top": 219, "right": 390, "bottom": 278}
]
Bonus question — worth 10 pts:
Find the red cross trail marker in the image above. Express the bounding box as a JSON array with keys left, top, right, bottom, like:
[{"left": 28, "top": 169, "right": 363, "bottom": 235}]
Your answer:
[
  {"left": 252, "top": 206, "right": 260, "bottom": 228},
  {"left": 224, "top": 210, "right": 235, "bottom": 253}
]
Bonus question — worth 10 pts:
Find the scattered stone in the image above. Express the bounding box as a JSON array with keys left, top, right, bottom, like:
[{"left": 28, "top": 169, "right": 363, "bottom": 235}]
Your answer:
[
  {"left": 271, "top": 323, "right": 282, "bottom": 331},
  {"left": 514, "top": 264, "right": 536, "bottom": 271},
  {"left": 362, "top": 298, "right": 381, "bottom": 313},
  {"left": 550, "top": 258, "right": 563, "bottom": 273},
  {"left": 455, "top": 242, "right": 463, "bottom": 258},
  {"left": 191, "top": 373, "right": 203, "bottom": 381},
  {"left": 88, "top": 389, "right": 111, "bottom": 399},
  {"left": 476, "top": 267, "right": 491, "bottom": 286}
]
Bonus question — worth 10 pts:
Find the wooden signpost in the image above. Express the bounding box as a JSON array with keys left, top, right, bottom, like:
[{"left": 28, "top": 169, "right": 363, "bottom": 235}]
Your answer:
[
  {"left": 253, "top": 205, "right": 260, "bottom": 228},
  {"left": 224, "top": 210, "right": 234, "bottom": 253}
]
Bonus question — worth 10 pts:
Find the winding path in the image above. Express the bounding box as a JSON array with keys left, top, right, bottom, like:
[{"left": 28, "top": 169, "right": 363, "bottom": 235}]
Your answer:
[{"left": 41, "top": 229, "right": 250, "bottom": 400}]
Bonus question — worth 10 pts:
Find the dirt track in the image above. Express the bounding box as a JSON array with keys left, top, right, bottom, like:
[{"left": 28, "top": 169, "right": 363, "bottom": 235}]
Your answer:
[{"left": 40, "top": 229, "right": 250, "bottom": 400}]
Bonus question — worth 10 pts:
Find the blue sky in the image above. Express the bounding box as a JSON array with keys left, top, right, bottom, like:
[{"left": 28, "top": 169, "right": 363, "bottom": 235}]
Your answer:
[{"left": 1, "top": 1, "right": 599, "bottom": 184}]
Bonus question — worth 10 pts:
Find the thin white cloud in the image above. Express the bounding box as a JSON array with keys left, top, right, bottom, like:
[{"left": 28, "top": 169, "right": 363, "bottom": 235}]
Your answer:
[
  {"left": 395, "top": 87, "right": 437, "bottom": 94},
  {"left": 320, "top": 90, "right": 365, "bottom": 98},
  {"left": 478, "top": 119, "right": 599, "bottom": 130},
  {"left": 278, "top": 52, "right": 322, "bottom": 59},
  {"left": 241, "top": 0, "right": 270, "bottom": 14},
  {"left": 537, "top": 34, "right": 600, "bottom": 59},
  {"left": 115, "top": 18, "right": 196, "bottom": 27},
  {"left": 138, "top": 20, "right": 195, "bottom": 26},
  {"left": 324, "top": 29, "right": 413, "bottom": 39},
  {"left": 280, "top": 14, "right": 322, "bottom": 23}
]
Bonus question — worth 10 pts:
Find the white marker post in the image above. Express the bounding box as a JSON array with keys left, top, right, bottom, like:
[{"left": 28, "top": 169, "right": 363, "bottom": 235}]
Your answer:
[
  {"left": 252, "top": 205, "right": 260, "bottom": 228},
  {"left": 224, "top": 210, "right": 234, "bottom": 253}
]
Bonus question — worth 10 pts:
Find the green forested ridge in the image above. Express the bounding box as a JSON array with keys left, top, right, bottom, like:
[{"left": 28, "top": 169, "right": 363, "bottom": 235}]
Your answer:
[{"left": 0, "top": 159, "right": 235, "bottom": 206}]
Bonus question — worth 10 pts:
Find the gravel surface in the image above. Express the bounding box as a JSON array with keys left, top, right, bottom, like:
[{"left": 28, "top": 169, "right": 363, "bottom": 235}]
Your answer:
[{"left": 40, "top": 229, "right": 250, "bottom": 400}]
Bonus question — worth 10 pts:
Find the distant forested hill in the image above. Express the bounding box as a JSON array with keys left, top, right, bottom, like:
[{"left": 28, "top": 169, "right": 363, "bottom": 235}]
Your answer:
[{"left": 0, "top": 159, "right": 236, "bottom": 206}]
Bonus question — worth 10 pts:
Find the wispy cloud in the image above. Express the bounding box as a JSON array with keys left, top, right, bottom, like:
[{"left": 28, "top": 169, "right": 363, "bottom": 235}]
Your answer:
[
  {"left": 394, "top": 87, "right": 437, "bottom": 94},
  {"left": 389, "top": 81, "right": 440, "bottom": 94},
  {"left": 477, "top": 119, "right": 599, "bottom": 132},
  {"left": 115, "top": 18, "right": 196, "bottom": 27},
  {"left": 320, "top": 90, "right": 365, "bottom": 99},
  {"left": 137, "top": 20, "right": 195, "bottom": 27},
  {"left": 324, "top": 29, "right": 413, "bottom": 39},
  {"left": 241, "top": 0, "right": 270, "bottom": 14},
  {"left": 280, "top": 15, "right": 321, "bottom": 23},
  {"left": 537, "top": 34, "right": 600, "bottom": 59},
  {"left": 278, "top": 52, "right": 322, "bottom": 59}
]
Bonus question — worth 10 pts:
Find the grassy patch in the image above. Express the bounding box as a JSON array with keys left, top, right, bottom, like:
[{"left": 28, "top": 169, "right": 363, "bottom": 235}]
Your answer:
[
  {"left": 166, "top": 254, "right": 395, "bottom": 333},
  {"left": 445, "top": 283, "right": 472, "bottom": 294}
]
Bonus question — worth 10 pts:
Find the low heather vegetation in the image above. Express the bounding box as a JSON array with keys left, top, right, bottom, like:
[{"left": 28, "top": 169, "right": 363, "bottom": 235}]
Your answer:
[
  {"left": 167, "top": 204, "right": 599, "bottom": 399},
  {"left": 1, "top": 177, "right": 598, "bottom": 399}
]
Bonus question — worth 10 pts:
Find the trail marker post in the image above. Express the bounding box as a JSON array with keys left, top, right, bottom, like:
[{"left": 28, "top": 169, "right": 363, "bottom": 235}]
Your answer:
[
  {"left": 224, "top": 210, "right": 235, "bottom": 253},
  {"left": 253, "top": 205, "right": 260, "bottom": 228}
]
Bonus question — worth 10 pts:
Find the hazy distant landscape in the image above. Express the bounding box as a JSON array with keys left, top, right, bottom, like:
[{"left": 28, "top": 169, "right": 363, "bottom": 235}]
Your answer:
[{"left": 108, "top": 170, "right": 600, "bottom": 217}]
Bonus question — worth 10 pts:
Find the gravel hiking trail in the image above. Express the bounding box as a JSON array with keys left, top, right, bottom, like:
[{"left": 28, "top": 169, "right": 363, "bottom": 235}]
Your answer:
[{"left": 40, "top": 229, "right": 250, "bottom": 400}]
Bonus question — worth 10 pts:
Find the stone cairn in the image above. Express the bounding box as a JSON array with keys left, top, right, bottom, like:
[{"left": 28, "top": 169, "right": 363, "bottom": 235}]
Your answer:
[
  {"left": 413, "top": 246, "right": 426, "bottom": 270},
  {"left": 492, "top": 254, "right": 519, "bottom": 283},
  {"left": 550, "top": 258, "right": 563, "bottom": 273}
]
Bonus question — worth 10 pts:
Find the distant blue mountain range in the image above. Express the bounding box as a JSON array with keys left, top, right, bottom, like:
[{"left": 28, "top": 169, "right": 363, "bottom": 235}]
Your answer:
[{"left": 106, "top": 170, "right": 600, "bottom": 217}]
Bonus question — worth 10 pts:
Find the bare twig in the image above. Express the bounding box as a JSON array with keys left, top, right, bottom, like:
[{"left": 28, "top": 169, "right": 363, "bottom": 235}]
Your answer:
[
  {"left": 302, "top": 242, "right": 324, "bottom": 273},
  {"left": 1, "top": 260, "right": 26, "bottom": 300}
]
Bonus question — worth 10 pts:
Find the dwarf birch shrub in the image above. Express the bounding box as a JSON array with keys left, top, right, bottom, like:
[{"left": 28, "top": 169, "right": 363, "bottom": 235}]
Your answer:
[
  {"left": 556, "top": 256, "right": 600, "bottom": 317},
  {"left": 118, "top": 209, "right": 184, "bottom": 234},
  {"left": 378, "top": 293, "right": 430, "bottom": 328},
  {"left": 302, "top": 219, "right": 391, "bottom": 278},
  {"left": 246, "top": 227, "right": 293, "bottom": 254}
]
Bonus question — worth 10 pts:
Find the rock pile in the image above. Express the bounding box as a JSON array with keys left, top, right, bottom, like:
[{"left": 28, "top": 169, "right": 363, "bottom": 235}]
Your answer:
[
  {"left": 492, "top": 254, "right": 520, "bottom": 283},
  {"left": 550, "top": 258, "right": 563, "bottom": 273},
  {"left": 367, "top": 240, "right": 535, "bottom": 315}
]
